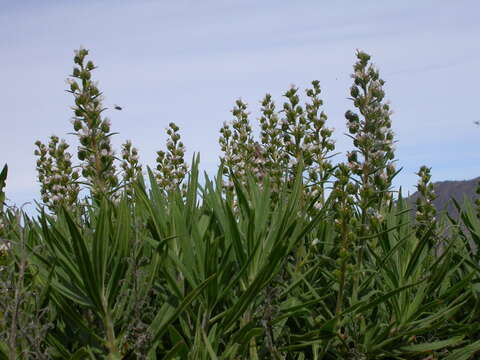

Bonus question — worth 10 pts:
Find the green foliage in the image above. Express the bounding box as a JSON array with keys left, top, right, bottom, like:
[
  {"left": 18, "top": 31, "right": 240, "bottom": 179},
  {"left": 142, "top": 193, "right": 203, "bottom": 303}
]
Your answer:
[{"left": 2, "top": 170, "right": 480, "bottom": 358}]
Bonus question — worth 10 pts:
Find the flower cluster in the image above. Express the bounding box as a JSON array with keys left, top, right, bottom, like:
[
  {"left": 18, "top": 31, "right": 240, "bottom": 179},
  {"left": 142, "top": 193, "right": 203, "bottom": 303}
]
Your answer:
[
  {"left": 0, "top": 239, "right": 9, "bottom": 256},
  {"left": 219, "top": 82, "right": 336, "bottom": 209},
  {"left": 121, "top": 140, "right": 142, "bottom": 197},
  {"left": 155, "top": 122, "right": 188, "bottom": 193},
  {"left": 219, "top": 99, "right": 265, "bottom": 190},
  {"left": 345, "top": 51, "right": 396, "bottom": 222},
  {"left": 258, "top": 94, "right": 284, "bottom": 192},
  {"left": 415, "top": 166, "right": 437, "bottom": 238},
  {"left": 68, "top": 47, "right": 118, "bottom": 199},
  {"left": 34, "top": 136, "right": 80, "bottom": 211},
  {"left": 280, "top": 82, "right": 335, "bottom": 207}
]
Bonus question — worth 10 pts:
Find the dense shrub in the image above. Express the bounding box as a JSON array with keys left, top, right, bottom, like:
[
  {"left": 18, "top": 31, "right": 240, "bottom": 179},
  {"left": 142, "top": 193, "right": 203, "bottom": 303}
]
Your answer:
[{"left": 1, "top": 48, "right": 480, "bottom": 359}]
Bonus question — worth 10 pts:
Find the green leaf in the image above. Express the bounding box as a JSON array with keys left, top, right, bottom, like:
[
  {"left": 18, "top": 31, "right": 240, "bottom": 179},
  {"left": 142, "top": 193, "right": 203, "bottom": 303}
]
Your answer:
[
  {"left": 444, "top": 340, "right": 480, "bottom": 360},
  {"left": 400, "top": 336, "right": 464, "bottom": 353},
  {"left": 150, "top": 274, "right": 216, "bottom": 344}
]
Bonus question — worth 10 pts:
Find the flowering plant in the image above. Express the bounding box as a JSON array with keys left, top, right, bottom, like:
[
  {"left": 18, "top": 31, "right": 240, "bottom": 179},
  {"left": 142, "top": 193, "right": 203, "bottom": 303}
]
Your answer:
[
  {"left": 345, "top": 51, "right": 397, "bottom": 219},
  {"left": 415, "top": 165, "right": 437, "bottom": 238},
  {"left": 155, "top": 122, "right": 188, "bottom": 194},
  {"left": 34, "top": 136, "right": 80, "bottom": 211},
  {"left": 219, "top": 81, "right": 336, "bottom": 210},
  {"left": 67, "top": 47, "right": 118, "bottom": 200},
  {"left": 120, "top": 140, "right": 142, "bottom": 198}
]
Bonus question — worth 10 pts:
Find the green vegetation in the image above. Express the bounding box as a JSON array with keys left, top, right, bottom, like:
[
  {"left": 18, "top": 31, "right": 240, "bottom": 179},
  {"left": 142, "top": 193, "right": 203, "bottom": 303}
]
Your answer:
[{"left": 1, "top": 48, "right": 480, "bottom": 359}]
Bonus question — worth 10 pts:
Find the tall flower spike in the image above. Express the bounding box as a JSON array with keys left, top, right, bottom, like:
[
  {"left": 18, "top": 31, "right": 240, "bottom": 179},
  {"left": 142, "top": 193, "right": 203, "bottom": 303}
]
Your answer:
[
  {"left": 259, "top": 94, "right": 284, "bottom": 193},
  {"left": 121, "top": 140, "right": 142, "bottom": 198},
  {"left": 219, "top": 99, "right": 258, "bottom": 190},
  {"left": 68, "top": 47, "right": 118, "bottom": 200},
  {"left": 281, "top": 85, "right": 304, "bottom": 171},
  {"left": 0, "top": 164, "right": 6, "bottom": 214},
  {"left": 280, "top": 82, "right": 335, "bottom": 209},
  {"left": 345, "top": 50, "right": 396, "bottom": 225},
  {"left": 415, "top": 166, "right": 437, "bottom": 239},
  {"left": 0, "top": 164, "right": 7, "bottom": 235},
  {"left": 155, "top": 122, "right": 188, "bottom": 194},
  {"left": 303, "top": 80, "right": 335, "bottom": 208},
  {"left": 34, "top": 136, "right": 80, "bottom": 212}
]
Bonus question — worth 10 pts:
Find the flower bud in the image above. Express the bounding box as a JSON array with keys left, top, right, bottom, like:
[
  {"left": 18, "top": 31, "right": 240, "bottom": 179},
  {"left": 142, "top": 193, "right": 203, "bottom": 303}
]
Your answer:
[
  {"left": 101, "top": 120, "right": 110, "bottom": 133},
  {"left": 78, "top": 150, "right": 87, "bottom": 160},
  {"left": 350, "top": 85, "right": 359, "bottom": 98},
  {"left": 70, "top": 81, "right": 79, "bottom": 92},
  {"left": 73, "top": 119, "right": 82, "bottom": 131}
]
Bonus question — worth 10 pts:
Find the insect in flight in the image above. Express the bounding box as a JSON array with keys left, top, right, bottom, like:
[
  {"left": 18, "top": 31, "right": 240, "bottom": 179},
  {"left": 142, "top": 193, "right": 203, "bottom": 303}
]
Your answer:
[{"left": 113, "top": 104, "right": 123, "bottom": 111}]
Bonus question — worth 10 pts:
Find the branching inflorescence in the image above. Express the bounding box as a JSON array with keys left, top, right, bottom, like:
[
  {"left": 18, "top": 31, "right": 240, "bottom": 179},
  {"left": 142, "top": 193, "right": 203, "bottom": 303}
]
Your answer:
[
  {"left": 219, "top": 81, "right": 336, "bottom": 209},
  {"left": 280, "top": 82, "right": 335, "bottom": 207}
]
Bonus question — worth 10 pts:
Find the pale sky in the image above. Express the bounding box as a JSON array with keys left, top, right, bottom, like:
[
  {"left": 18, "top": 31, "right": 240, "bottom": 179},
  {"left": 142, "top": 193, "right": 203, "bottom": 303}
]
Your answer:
[{"left": 1, "top": 0, "right": 479, "bottom": 211}]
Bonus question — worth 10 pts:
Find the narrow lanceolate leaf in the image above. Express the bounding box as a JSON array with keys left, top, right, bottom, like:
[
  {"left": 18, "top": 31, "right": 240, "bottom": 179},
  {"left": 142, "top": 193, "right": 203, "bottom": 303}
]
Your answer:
[
  {"left": 62, "top": 208, "right": 103, "bottom": 310},
  {"left": 107, "top": 198, "right": 130, "bottom": 306},
  {"left": 150, "top": 274, "right": 216, "bottom": 344},
  {"left": 400, "top": 336, "right": 464, "bottom": 353},
  {"left": 0, "top": 340, "right": 8, "bottom": 360},
  {"left": 92, "top": 201, "right": 110, "bottom": 298},
  {"left": 444, "top": 340, "right": 480, "bottom": 360}
]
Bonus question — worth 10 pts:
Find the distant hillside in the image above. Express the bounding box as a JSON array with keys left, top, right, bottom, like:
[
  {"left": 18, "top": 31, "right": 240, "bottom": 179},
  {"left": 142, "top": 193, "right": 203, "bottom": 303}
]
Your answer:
[{"left": 407, "top": 176, "right": 480, "bottom": 217}]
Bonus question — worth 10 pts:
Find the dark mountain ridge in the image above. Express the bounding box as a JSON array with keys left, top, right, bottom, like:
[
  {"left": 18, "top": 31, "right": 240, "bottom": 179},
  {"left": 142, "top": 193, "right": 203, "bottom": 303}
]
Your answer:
[{"left": 407, "top": 176, "right": 480, "bottom": 217}]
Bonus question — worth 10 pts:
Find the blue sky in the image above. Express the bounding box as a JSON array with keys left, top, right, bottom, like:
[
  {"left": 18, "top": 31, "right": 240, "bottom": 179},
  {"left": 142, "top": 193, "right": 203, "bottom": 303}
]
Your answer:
[{"left": 1, "top": 0, "right": 479, "bottom": 211}]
